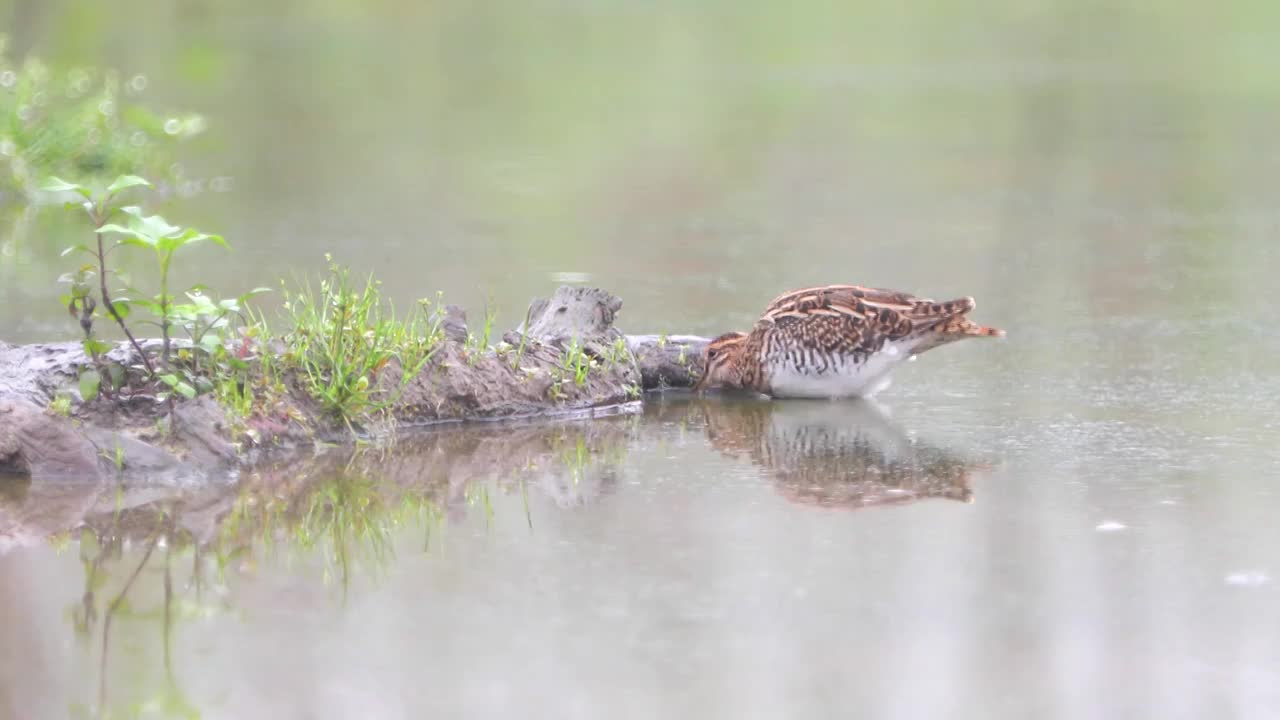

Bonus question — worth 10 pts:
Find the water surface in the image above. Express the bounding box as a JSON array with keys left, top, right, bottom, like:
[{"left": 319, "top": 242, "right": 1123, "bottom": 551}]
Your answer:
[{"left": 3, "top": 380, "right": 1278, "bottom": 718}]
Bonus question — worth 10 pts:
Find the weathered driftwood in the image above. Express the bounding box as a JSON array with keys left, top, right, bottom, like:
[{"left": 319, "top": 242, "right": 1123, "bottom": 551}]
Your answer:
[
  {"left": 626, "top": 334, "right": 710, "bottom": 390},
  {"left": 0, "top": 287, "right": 709, "bottom": 484}
]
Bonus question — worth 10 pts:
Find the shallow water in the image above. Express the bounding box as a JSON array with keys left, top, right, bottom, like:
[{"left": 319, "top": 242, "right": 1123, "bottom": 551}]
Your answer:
[
  {"left": 3, "top": 380, "right": 1278, "bottom": 718},
  {"left": 3, "top": 2, "right": 1280, "bottom": 718}
]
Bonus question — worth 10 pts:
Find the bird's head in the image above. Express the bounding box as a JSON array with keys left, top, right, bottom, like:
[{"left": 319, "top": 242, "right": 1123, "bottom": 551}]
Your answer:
[{"left": 692, "top": 332, "right": 749, "bottom": 392}]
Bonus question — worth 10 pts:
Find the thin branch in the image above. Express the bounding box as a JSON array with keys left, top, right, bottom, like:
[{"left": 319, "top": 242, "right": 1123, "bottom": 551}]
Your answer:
[{"left": 95, "top": 228, "right": 155, "bottom": 377}]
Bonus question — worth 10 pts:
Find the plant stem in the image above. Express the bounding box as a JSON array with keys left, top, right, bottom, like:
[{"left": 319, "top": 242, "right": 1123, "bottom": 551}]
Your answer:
[
  {"left": 95, "top": 228, "right": 156, "bottom": 376},
  {"left": 159, "top": 255, "right": 172, "bottom": 367},
  {"left": 163, "top": 542, "right": 173, "bottom": 679},
  {"left": 99, "top": 530, "right": 159, "bottom": 712}
]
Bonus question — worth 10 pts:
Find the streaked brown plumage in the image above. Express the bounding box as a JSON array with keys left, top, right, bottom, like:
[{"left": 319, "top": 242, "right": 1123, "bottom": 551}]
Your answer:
[{"left": 694, "top": 284, "right": 1004, "bottom": 398}]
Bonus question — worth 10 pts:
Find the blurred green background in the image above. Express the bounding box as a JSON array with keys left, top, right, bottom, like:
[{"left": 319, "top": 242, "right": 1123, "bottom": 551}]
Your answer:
[{"left": 2, "top": 0, "right": 1276, "bottom": 344}]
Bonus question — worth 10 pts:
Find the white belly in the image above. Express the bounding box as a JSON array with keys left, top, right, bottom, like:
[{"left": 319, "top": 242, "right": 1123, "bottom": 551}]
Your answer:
[{"left": 765, "top": 341, "right": 915, "bottom": 399}]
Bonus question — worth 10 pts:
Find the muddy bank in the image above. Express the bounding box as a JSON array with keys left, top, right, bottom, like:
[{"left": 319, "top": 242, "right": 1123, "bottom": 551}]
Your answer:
[{"left": 0, "top": 287, "right": 708, "bottom": 484}]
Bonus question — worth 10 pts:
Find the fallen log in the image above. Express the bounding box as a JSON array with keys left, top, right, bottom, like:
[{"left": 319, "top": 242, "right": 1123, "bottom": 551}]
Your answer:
[{"left": 0, "top": 287, "right": 709, "bottom": 483}]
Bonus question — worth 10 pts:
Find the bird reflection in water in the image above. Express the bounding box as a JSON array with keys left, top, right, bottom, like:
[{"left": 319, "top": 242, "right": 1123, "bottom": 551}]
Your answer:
[{"left": 666, "top": 396, "right": 985, "bottom": 509}]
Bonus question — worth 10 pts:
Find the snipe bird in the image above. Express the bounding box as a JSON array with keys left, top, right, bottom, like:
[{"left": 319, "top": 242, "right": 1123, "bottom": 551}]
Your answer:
[{"left": 694, "top": 285, "right": 1004, "bottom": 398}]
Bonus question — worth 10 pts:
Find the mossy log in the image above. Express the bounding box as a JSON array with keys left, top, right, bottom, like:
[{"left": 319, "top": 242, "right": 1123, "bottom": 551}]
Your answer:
[{"left": 0, "top": 287, "right": 709, "bottom": 483}]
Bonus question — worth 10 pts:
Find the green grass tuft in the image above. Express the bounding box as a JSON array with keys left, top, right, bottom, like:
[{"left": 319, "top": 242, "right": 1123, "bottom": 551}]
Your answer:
[{"left": 278, "top": 257, "right": 444, "bottom": 429}]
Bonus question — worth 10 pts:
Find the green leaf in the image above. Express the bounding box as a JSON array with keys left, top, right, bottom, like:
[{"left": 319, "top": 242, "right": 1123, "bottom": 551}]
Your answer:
[
  {"left": 42, "top": 177, "right": 92, "bottom": 199},
  {"left": 107, "top": 363, "right": 126, "bottom": 389},
  {"left": 117, "top": 235, "right": 158, "bottom": 252},
  {"left": 110, "top": 300, "right": 131, "bottom": 319},
  {"left": 61, "top": 244, "right": 95, "bottom": 258},
  {"left": 199, "top": 335, "right": 222, "bottom": 354},
  {"left": 106, "top": 175, "right": 152, "bottom": 195},
  {"left": 79, "top": 369, "right": 101, "bottom": 402},
  {"left": 159, "top": 374, "right": 197, "bottom": 399},
  {"left": 43, "top": 177, "right": 82, "bottom": 192},
  {"left": 158, "top": 229, "right": 223, "bottom": 254},
  {"left": 156, "top": 235, "right": 183, "bottom": 254},
  {"left": 83, "top": 339, "right": 112, "bottom": 356},
  {"left": 120, "top": 206, "right": 181, "bottom": 238},
  {"left": 97, "top": 223, "right": 148, "bottom": 243}
]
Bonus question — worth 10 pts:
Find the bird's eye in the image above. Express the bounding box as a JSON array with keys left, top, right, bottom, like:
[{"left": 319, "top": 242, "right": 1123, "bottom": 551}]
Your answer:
[{"left": 707, "top": 348, "right": 718, "bottom": 360}]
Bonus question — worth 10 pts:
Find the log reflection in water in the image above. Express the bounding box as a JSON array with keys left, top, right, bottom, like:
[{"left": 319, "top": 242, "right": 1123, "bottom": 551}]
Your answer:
[
  {"left": 0, "top": 416, "right": 640, "bottom": 717},
  {"left": 0, "top": 414, "right": 640, "bottom": 556}
]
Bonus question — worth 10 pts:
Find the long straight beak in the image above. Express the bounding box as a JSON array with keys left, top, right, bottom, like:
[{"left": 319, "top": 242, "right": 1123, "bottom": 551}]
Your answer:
[{"left": 691, "top": 353, "right": 710, "bottom": 392}]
